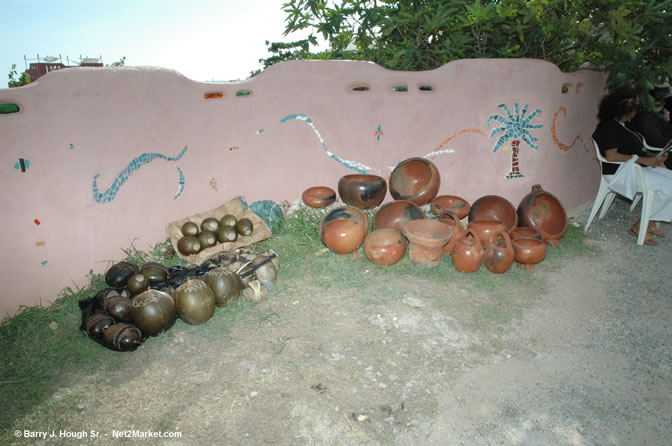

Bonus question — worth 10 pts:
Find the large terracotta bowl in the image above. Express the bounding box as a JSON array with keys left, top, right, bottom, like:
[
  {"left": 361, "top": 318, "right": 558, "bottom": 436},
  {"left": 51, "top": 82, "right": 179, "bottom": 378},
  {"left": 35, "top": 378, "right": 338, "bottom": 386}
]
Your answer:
[
  {"left": 513, "top": 237, "right": 547, "bottom": 271},
  {"left": 319, "top": 206, "right": 369, "bottom": 258},
  {"left": 389, "top": 158, "right": 440, "bottom": 206},
  {"left": 363, "top": 229, "right": 407, "bottom": 265},
  {"left": 468, "top": 195, "right": 518, "bottom": 232},
  {"left": 517, "top": 185, "right": 568, "bottom": 247},
  {"left": 374, "top": 200, "right": 425, "bottom": 232},
  {"left": 468, "top": 219, "right": 507, "bottom": 249},
  {"left": 338, "top": 174, "right": 387, "bottom": 209},
  {"left": 431, "top": 195, "right": 470, "bottom": 219},
  {"left": 302, "top": 186, "right": 336, "bottom": 208},
  {"left": 403, "top": 219, "right": 452, "bottom": 268}
]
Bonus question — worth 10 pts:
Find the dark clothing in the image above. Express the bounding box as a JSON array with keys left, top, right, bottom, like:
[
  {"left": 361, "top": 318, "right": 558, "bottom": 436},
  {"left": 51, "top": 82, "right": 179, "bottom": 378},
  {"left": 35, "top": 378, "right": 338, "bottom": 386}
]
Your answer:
[
  {"left": 629, "top": 110, "right": 672, "bottom": 148},
  {"left": 592, "top": 120, "right": 647, "bottom": 175}
]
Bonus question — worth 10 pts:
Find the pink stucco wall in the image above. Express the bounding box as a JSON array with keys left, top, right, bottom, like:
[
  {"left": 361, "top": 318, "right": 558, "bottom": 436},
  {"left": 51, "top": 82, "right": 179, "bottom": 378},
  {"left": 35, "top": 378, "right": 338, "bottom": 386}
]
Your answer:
[{"left": 0, "top": 59, "right": 605, "bottom": 317}]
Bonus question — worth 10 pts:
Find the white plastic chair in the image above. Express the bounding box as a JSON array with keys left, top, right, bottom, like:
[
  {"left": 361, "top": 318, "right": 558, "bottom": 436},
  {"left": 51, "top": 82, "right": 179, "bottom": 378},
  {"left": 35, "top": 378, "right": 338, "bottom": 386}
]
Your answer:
[{"left": 585, "top": 138, "right": 654, "bottom": 245}]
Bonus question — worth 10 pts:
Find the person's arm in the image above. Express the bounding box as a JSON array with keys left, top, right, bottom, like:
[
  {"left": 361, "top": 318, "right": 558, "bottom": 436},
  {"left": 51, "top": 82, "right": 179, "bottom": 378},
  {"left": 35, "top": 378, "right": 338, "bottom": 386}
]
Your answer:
[
  {"left": 636, "top": 112, "right": 669, "bottom": 147},
  {"left": 604, "top": 148, "right": 666, "bottom": 167}
]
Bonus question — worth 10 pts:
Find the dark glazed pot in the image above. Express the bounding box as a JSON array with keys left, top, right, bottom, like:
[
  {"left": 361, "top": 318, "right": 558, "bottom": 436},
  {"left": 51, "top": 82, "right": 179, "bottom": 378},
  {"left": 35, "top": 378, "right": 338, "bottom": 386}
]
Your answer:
[
  {"left": 469, "top": 195, "right": 518, "bottom": 232},
  {"left": 513, "top": 237, "right": 547, "bottom": 271},
  {"left": 403, "top": 219, "right": 452, "bottom": 268},
  {"left": 374, "top": 200, "right": 425, "bottom": 232},
  {"left": 484, "top": 231, "right": 514, "bottom": 274},
  {"left": 389, "top": 158, "right": 440, "bottom": 205},
  {"left": 510, "top": 227, "right": 543, "bottom": 242},
  {"left": 517, "top": 185, "right": 568, "bottom": 247},
  {"left": 451, "top": 230, "right": 484, "bottom": 273},
  {"left": 468, "top": 219, "right": 507, "bottom": 249},
  {"left": 302, "top": 186, "right": 337, "bottom": 208},
  {"left": 363, "top": 229, "right": 407, "bottom": 265},
  {"left": 338, "top": 174, "right": 387, "bottom": 209},
  {"left": 104, "top": 261, "right": 138, "bottom": 289},
  {"left": 431, "top": 195, "right": 471, "bottom": 219},
  {"left": 438, "top": 210, "right": 465, "bottom": 254},
  {"left": 319, "top": 206, "right": 369, "bottom": 258}
]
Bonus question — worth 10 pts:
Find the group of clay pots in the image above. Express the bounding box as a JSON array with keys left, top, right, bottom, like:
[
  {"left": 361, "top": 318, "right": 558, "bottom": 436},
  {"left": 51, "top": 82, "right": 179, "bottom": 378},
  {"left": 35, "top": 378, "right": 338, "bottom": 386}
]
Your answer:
[
  {"left": 302, "top": 157, "right": 567, "bottom": 272},
  {"left": 176, "top": 214, "right": 254, "bottom": 256},
  {"left": 83, "top": 251, "right": 278, "bottom": 351}
]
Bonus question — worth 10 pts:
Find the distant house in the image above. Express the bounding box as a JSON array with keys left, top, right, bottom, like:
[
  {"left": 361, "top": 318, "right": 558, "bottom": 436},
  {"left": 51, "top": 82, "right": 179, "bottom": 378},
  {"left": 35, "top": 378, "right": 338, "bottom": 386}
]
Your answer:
[{"left": 25, "top": 57, "right": 103, "bottom": 82}]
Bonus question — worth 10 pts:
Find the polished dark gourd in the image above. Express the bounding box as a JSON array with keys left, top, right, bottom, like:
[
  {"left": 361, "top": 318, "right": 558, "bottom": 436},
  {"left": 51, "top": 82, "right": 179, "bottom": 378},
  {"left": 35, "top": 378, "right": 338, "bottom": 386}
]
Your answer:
[
  {"left": 220, "top": 214, "right": 237, "bottom": 228},
  {"left": 104, "top": 262, "right": 138, "bottom": 288},
  {"left": 126, "top": 273, "right": 150, "bottom": 296},
  {"left": 201, "top": 217, "right": 221, "bottom": 233},
  {"left": 181, "top": 221, "right": 199, "bottom": 236},
  {"left": 131, "top": 289, "right": 177, "bottom": 336},
  {"left": 85, "top": 313, "right": 115, "bottom": 339},
  {"left": 175, "top": 279, "right": 216, "bottom": 324},
  {"left": 217, "top": 226, "right": 238, "bottom": 243},
  {"left": 198, "top": 230, "right": 218, "bottom": 249},
  {"left": 140, "top": 263, "right": 169, "bottom": 285},
  {"left": 95, "top": 288, "right": 130, "bottom": 310},
  {"left": 177, "top": 235, "right": 202, "bottom": 255},
  {"left": 103, "top": 323, "right": 143, "bottom": 351},
  {"left": 204, "top": 268, "right": 242, "bottom": 307},
  {"left": 235, "top": 218, "right": 254, "bottom": 236},
  {"left": 106, "top": 297, "right": 133, "bottom": 322}
]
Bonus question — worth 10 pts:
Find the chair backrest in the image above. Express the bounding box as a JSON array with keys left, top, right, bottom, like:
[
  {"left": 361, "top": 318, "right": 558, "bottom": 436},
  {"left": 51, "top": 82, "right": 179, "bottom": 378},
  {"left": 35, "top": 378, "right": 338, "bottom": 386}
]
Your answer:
[
  {"left": 592, "top": 138, "right": 647, "bottom": 190},
  {"left": 592, "top": 138, "right": 626, "bottom": 166}
]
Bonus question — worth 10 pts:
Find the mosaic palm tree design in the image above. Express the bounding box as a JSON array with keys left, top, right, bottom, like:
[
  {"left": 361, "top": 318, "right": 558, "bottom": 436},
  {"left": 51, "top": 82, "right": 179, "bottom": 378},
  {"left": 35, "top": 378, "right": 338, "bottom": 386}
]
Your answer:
[{"left": 487, "top": 103, "right": 543, "bottom": 179}]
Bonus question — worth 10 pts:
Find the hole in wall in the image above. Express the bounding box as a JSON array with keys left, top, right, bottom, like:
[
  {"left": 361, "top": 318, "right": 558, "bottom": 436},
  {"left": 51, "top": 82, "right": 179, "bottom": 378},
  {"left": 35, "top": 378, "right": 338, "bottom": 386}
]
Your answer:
[
  {"left": 351, "top": 84, "right": 370, "bottom": 92},
  {"left": 576, "top": 83, "right": 584, "bottom": 93},
  {"left": 236, "top": 90, "right": 252, "bottom": 97},
  {"left": 561, "top": 83, "right": 572, "bottom": 94},
  {"left": 392, "top": 85, "right": 408, "bottom": 92},
  {"left": 0, "top": 103, "right": 20, "bottom": 114},
  {"left": 418, "top": 85, "right": 434, "bottom": 92}
]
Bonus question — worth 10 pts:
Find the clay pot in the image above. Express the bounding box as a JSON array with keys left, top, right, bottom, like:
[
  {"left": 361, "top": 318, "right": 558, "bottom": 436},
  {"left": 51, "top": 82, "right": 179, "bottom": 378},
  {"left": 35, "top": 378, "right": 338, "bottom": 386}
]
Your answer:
[
  {"left": 469, "top": 195, "right": 518, "bottom": 232},
  {"left": 451, "top": 230, "right": 485, "bottom": 273},
  {"left": 468, "top": 219, "right": 507, "bottom": 249},
  {"left": 85, "top": 313, "right": 115, "bottom": 339},
  {"left": 103, "top": 322, "right": 142, "bottom": 351},
  {"left": 484, "top": 231, "right": 515, "bottom": 274},
  {"left": 319, "top": 206, "right": 369, "bottom": 258},
  {"left": 438, "top": 211, "right": 465, "bottom": 254},
  {"left": 338, "top": 174, "right": 387, "bottom": 209},
  {"left": 403, "top": 219, "right": 452, "bottom": 268},
  {"left": 175, "top": 279, "right": 216, "bottom": 325},
  {"left": 513, "top": 237, "right": 547, "bottom": 272},
  {"left": 205, "top": 268, "right": 242, "bottom": 307},
  {"left": 509, "top": 227, "right": 542, "bottom": 242},
  {"left": 517, "top": 184, "right": 568, "bottom": 247},
  {"left": 373, "top": 200, "right": 425, "bottom": 232},
  {"left": 302, "top": 186, "right": 337, "bottom": 208},
  {"left": 104, "top": 261, "right": 138, "bottom": 289},
  {"left": 431, "top": 195, "right": 471, "bottom": 219},
  {"left": 131, "top": 289, "right": 177, "bottom": 336},
  {"left": 363, "top": 229, "right": 407, "bottom": 265},
  {"left": 389, "top": 158, "right": 440, "bottom": 205}
]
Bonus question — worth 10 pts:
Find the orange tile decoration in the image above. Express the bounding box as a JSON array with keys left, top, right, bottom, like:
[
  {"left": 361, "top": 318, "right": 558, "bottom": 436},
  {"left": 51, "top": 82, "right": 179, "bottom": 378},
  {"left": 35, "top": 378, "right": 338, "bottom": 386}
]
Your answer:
[
  {"left": 204, "top": 92, "right": 224, "bottom": 99},
  {"left": 552, "top": 107, "right": 589, "bottom": 152}
]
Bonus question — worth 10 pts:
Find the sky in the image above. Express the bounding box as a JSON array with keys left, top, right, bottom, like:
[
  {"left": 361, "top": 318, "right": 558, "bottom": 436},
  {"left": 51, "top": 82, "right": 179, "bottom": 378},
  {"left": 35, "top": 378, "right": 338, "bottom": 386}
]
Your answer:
[{"left": 1, "top": 0, "right": 313, "bottom": 83}]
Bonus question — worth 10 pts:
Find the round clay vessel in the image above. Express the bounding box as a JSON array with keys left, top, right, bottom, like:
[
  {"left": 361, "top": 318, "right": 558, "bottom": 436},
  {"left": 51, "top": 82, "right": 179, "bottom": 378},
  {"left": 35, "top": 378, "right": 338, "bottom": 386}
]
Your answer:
[
  {"left": 338, "top": 174, "right": 387, "bottom": 209},
  {"left": 513, "top": 237, "right": 547, "bottom": 271},
  {"left": 484, "top": 231, "right": 515, "bottom": 274},
  {"left": 204, "top": 268, "right": 242, "bottom": 307},
  {"left": 468, "top": 219, "right": 507, "bottom": 249},
  {"left": 319, "top": 206, "right": 369, "bottom": 237},
  {"left": 126, "top": 273, "right": 149, "bottom": 296},
  {"left": 517, "top": 184, "right": 568, "bottom": 247},
  {"left": 103, "top": 322, "right": 142, "bottom": 351},
  {"left": 403, "top": 219, "right": 452, "bottom": 268},
  {"left": 106, "top": 296, "right": 133, "bottom": 322},
  {"left": 373, "top": 200, "right": 425, "bottom": 232},
  {"left": 431, "top": 195, "right": 471, "bottom": 219},
  {"left": 85, "top": 313, "right": 115, "bottom": 339},
  {"left": 321, "top": 218, "right": 368, "bottom": 258},
  {"left": 389, "top": 158, "right": 440, "bottom": 205},
  {"left": 131, "top": 289, "right": 177, "bottom": 336},
  {"left": 104, "top": 261, "right": 138, "bottom": 289},
  {"left": 363, "top": 229, "right": 407, "bottom": 265},
  {"left": 451, "top": 230, "right": 485, "bottom": 273},
  {"left": 469, "top": 195, "right": 518, "bottom": 232},
  {"left": 302, "top": 186, "right": 337, "bottom": 208},
  {"left": 140, "top": 263, "right": 169, "bottom": 285},
  {"left": 175, "top": 279, "right": 216, "bottom": 325},
  {"left": 510, "top": 227, "right": 542, "bottom": 242},
  {"left": 438, "top": 210, "right": 465, "bottom": 254}
]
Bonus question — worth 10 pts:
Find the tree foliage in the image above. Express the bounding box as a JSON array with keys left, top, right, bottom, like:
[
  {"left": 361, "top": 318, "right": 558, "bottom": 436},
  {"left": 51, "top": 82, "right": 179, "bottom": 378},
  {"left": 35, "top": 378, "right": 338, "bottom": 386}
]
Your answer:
[
  {"left": 7, "top": 64, "right": 30, "bottom": 88},
  {"left": 263, "top": 0, "right": 672, "bottom": 86}
]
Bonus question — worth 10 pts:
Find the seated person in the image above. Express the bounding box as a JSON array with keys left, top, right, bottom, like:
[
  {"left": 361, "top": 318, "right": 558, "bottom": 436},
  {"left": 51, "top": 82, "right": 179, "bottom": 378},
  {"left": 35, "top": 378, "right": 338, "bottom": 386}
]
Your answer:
[
  {"left": 628, "top": 85, "right": 672, "bottom": 149},
  {"left": 592, "top": 86, "right": 672, "bottom": 245}
]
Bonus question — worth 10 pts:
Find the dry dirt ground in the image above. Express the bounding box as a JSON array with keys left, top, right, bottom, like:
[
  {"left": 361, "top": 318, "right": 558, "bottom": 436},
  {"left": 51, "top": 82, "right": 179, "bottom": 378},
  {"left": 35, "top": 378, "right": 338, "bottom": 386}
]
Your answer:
[{"left": 9, "top": 198, "right": 672, "bottom": 445}]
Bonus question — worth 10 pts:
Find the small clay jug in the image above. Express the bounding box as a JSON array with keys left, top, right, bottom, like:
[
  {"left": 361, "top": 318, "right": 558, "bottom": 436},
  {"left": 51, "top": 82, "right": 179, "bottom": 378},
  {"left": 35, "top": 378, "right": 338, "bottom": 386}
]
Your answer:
[
  {"left": 451, "top": 230, "right": 484, "bottom": 273},
  {"left": 484, "top": 230, "right": 514, "bottom": 274},
  {"left": 468, "top": 219, "right": 507, "bottom": 249},
  {"left": 438, "top": 210, "right": 465, "bottom": 254}
]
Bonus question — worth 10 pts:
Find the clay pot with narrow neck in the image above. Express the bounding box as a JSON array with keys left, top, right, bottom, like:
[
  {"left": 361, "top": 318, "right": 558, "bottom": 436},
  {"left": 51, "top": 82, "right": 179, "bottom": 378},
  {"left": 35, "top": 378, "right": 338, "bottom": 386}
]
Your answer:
[
  {"left": 468, "top": 219, "right": 507, "bottom": 249},
  {"left": 438, "top": 210, "right": 465, "bottom": 254},
  {"left": 513, "top": 237, "right": 547, "bottom": 271},
  {"left": 451, "top": 230, "right": 484, "bottom": 273},
  {"left": 484, "top": 230, "right": 514, "bottom": 274},
  {"left": 403, "top": 219, "right": 452, "bottom": 268}
]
